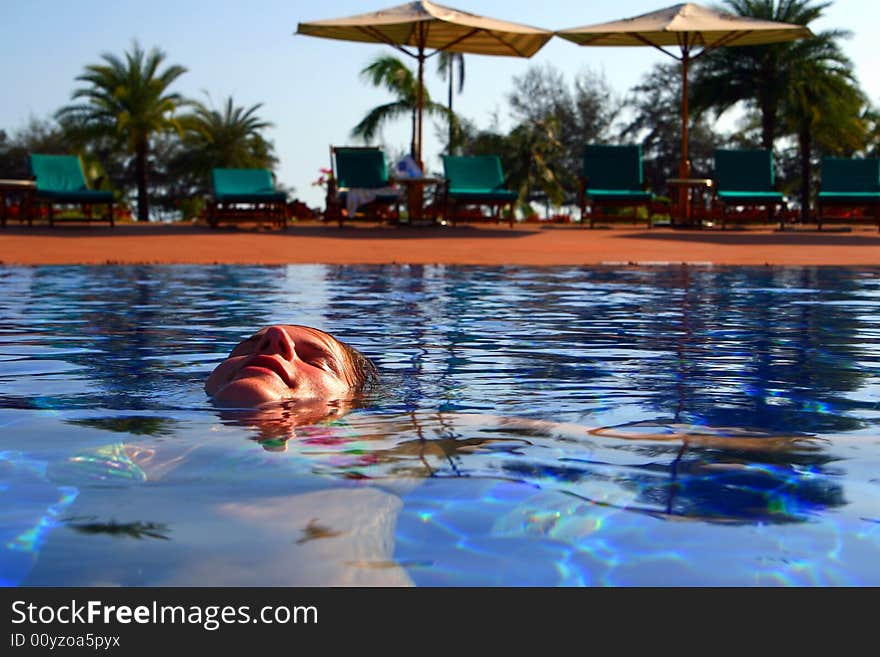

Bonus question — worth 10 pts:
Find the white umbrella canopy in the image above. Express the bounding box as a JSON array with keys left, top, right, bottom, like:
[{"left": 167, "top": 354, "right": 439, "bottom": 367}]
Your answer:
[
  {"left": 297, "top": 0, "right": 552, "bottom": 165},
  {"left": 558, "top": 3, "right": 813, "bottom": 178}
]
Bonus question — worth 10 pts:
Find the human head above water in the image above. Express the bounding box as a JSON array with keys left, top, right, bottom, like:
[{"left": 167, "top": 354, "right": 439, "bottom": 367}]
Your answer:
[{"left": 205, "top": 325, "right": 379, "bottom": 408}]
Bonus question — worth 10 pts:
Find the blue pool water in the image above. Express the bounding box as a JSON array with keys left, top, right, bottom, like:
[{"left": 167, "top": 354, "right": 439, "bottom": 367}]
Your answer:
[{"left": 1, "top": 264, "right": 879, "bottom": 586}]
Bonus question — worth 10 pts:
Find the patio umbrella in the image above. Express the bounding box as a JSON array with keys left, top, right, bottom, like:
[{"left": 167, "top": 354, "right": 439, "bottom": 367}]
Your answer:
[
  {"left": 297, "top": 0, "right": 552, "bottom": 167},
  {"left": 557, "top": 3, "right": 812, "bottom": 180}
]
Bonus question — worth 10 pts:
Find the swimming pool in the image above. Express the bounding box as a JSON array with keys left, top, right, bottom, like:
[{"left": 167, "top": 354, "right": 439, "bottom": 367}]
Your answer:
[{"left": 1, "top": 264, "right": 878, "bottom": 586}]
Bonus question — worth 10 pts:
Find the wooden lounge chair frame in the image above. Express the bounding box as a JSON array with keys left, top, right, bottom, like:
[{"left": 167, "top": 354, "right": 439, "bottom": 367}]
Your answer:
[
  {"left": 711, "top": 149, "right": 786, "bottom": 230},
  {"left": 29, "top": 154, "right": 114, "bottom": 227},
  {"left": 816, "top": 157, "right": 880, "bottom": 232},
  {"left": 441, "top": 155, "right": 516, "bottom": 228},
  {"left": 578, "top": 144, "right": 653, "bottom": 229},
  {"left": 208, "top": 168, "right": 287, "bottom": 229},
  {"left": 327, "top": 146, "right": 400, "bottom": 227}
]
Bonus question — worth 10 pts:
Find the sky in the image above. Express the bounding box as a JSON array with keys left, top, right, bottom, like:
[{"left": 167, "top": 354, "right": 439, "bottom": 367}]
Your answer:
[{"left": 2, "top": 0, "right": 878, "bottom": 210}]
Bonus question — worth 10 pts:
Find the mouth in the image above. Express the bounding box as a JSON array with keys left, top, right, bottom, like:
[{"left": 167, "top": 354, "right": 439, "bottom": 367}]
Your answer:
[{"left": 238, "top": 355, "right": 292, "bottom": 386}]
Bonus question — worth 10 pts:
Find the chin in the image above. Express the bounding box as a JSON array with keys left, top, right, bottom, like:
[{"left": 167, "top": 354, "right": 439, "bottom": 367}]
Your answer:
[{"left": 212, "top": 379, "right": 287, "bottom": 408}]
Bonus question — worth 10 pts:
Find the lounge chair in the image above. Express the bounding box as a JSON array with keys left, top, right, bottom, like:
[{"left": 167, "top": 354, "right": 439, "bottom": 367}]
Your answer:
[
  {"left": 579, "top": 144, "right": 654, "bottom": 228},
  {"left": 816, "top": 157, "right": 880, "bottom": 231},
  {"left": 712, "top": 149, "right": 786, "bottom": 230},
  {"left": 208, "top": 168, "right": 287, "bottom": 229},
  {"left": 328, "top": 146, "right": 400, "bottom": 227},
  {"left": 29, "top": 154, "right": 114, "bottom": 227},
  {"left": 441, "top": 155, "right": 517, "bottom": 228}
]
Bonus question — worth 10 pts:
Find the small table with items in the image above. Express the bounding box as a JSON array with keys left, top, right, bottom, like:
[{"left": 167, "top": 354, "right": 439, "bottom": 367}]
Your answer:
[
  {"left": 666, "top": 177, "right": 714, "bottom": 228},
  {"left": 0, "top": 179, "right": 36, "bottom": 227},
  {"left": 390, "top": 176, "right": 445, "bottom": 226}
]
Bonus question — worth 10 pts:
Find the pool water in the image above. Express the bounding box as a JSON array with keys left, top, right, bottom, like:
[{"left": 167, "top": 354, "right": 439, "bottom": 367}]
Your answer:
[{"left": 1, "top": 264, "right": 879, "bottom": 586}]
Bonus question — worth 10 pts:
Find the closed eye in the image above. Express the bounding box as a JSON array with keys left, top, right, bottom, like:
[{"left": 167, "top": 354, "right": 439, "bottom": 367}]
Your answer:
[
  {"left": 310, "top": 357, "right": 334, "bottom": 372},
  {"left": 298, "top": 344, "right": 339, "bottom": 373}
]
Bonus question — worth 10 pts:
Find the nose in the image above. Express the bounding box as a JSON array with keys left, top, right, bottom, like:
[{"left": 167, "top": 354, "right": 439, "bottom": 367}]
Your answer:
[{"left": 256, "top": 326, "right": 295, "bottom": 360}]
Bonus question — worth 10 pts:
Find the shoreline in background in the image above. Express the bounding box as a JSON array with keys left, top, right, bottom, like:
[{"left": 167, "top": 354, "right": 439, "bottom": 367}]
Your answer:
[{"left": 1, "top": 221, "right": 879, "bottom": 266}]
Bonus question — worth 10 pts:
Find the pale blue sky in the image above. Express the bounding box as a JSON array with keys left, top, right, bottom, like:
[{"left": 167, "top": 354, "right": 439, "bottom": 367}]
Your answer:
[{"left": 3, "top": 0, "right": 877, "bottom": 209}]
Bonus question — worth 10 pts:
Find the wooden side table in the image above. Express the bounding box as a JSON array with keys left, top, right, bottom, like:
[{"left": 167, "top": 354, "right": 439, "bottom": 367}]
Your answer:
[
  {"left": 0, "top": 179, "right": 36, "bottom": 227},
  {"left": 667, "top": 178, "right": 713, "bottom": 227}
]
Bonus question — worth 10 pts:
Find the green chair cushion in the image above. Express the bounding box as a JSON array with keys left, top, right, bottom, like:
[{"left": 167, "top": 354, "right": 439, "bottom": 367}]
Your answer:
[
  {"left": 585, "top": 188, "right": 652, "bottom": 201},
  {"left": 334, "top": 148, "right": 389, "bottom": 189},
  {"left": 717, "top": 190, "right": 784, "bottom": 202},
  {"left": 443, "top": 155, "right": 508, "bottom": 191},
  {"left": 212, "top": 168, "right": 281, "bottom": 198},
  {"left": 820, "top": 158, "right": 880, "bottom": 194},
  {"left": 583, "top": 144, "right": 644, "bottom": 189},
  {"left": 30, "top": 154, "right": 94, "bottom": 194},
  {"left": 818, "top": 191, "right": 880, "bottom": 202},
  {"left": 447, "top": 187, "right": 517, "bottom": 201}
]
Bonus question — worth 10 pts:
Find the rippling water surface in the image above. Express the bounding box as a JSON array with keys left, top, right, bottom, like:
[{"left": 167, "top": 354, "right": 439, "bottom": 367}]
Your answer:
[{"left": 1, "top": 264, "right": 879, "bottom": 586}]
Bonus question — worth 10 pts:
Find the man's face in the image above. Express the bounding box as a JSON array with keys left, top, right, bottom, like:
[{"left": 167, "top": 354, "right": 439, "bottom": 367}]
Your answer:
[{"left": 205, "top": 325, "right": 356, "bottom": 407}]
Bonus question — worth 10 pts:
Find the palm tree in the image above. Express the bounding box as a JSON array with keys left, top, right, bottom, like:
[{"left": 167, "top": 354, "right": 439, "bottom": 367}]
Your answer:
[
  {"left": 57, "top": 42, "right": 187, "bottom": 221},
  {"left": 690, "top": 0, "right": 851, "bottom": 150},
  {"left": 181, "top": 96, "right": 276, "bottom": 172},
  {"left": 780, "top": 44, "right": 865, "bottom": 222},
  {"left": 353, "top": 55, "right": 447, "bottom": 158},
  {"left": 437, "top": 52, "right": 465, "bottom": 154},
  {"left": 160, "top": 96, "right": 278, "bottom": 213}
]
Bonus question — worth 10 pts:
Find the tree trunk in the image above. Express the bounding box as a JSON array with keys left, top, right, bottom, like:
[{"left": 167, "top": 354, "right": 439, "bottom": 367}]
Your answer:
[
  {"left": 447, "top": 66, "right": 454, "bottom": 155},
  {"left": 135, "top": 139, "right": 149, "bottom": 222},
  {"left": 759, "top": 71, "right": 779, "bottom": 150},
  {"left": 798, "top": 127, "right": 812, "bottom": 224},
  {"left": 410, "top": 109, "right": 416, "bottom": 159},
  {"left": 760, "top": 95, "right": 776, "bottom": 150}
]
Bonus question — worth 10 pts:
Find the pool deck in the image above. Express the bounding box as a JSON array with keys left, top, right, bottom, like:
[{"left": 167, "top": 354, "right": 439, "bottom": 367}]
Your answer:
[{"left": 2, "top": 220, "right": 880, "bottom": 266}]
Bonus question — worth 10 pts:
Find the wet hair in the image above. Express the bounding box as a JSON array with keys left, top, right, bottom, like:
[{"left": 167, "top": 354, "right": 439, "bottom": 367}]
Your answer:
[{"left": 337, "top": 339, "right": 380, "bottom": 392}]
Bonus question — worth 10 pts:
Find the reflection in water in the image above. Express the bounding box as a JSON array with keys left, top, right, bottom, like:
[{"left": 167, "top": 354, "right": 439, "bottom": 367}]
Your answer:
[
  {"left": 222, "top": 409, "right": 846, "bottom": 526},
  {"left": 214, "top": 397, "right": 359, "bottom": 451},
  {"left": 296, "top": 518, "right": 345, "bottom": 545},
  {"left": 1, "top": 265, "right": 879, "bottom": 586},
  {"left": 203, "top": 408, "right": 860, "bottom": 583},
  {"left": 67, "top": 416, "right": 179, "bottom": 437},
  {"left": 65, "top": 519, "right": 171, "bottom": 541}
]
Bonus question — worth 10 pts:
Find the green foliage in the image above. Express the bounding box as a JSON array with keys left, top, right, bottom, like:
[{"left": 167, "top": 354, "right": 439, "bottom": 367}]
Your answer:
[
  {"left": 862, "top": 106, "right": 880, "bottom": 158},
  {"left": 691, "top": 0, "right": 854, "bottom": 148},
  {"left": 0, "top": 116, "right": 69, "bottom": 178},
  {"left": 507, "top": 64, "right": 621, "bottom": 200},
  {"left": 459, "top": 64, "right": 622, "bottom": 213}
]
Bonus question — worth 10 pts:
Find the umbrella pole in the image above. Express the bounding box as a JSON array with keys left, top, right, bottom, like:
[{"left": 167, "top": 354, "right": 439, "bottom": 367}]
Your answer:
[
  {"left": 678, "top": 50, "right": 692, "bottom": 225},
  {"left": 680, "top": 51, "right": 690, "bottom": 179},
  {"left": 417, "top": 45, "right": 425, "bottom": 171}
]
